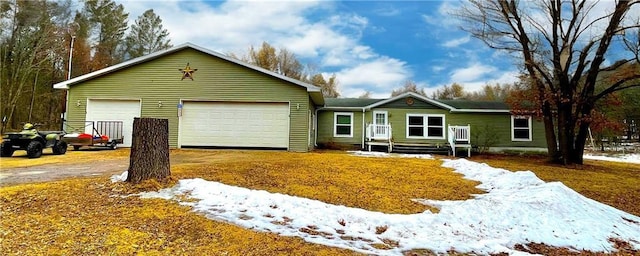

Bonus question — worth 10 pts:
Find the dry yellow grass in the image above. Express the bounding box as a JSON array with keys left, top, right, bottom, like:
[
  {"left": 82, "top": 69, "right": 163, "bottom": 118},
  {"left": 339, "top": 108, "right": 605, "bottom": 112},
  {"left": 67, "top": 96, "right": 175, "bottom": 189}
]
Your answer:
[
  {"left": 169, "top": 150, "right": 482, "bottom": 214},
  {"left": 2, "top": 149, "right": 638, "bottom": 255},
  {"left": 0, "top": 150, "right": 480, "bottom": 255},
  {"left": 0, "top": 179, "right": 358, "bottom": 255}
]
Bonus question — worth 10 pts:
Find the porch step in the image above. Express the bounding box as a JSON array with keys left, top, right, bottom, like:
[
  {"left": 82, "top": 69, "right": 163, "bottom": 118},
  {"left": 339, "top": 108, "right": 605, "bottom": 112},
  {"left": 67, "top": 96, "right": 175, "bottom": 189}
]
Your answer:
[{"left": 391, "top": 144, "right": 451, "bottom": 155}]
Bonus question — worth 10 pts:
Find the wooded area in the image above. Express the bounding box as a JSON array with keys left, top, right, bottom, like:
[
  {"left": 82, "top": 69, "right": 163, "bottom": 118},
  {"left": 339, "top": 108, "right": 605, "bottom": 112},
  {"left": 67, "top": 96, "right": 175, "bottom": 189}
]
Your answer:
[{"left": 0, "top": 0, "right": 172, "bottom": 133}]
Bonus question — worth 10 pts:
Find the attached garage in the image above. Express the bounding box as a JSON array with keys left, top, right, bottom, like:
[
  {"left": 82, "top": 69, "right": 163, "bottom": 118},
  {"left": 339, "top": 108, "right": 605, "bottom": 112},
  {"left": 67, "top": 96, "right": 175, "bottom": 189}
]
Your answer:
[
  {"left": 85, "top": 99, "right": 141, "bottom": 147},
  {"left": 53, "top": 43, "right": 324, "bottom": 152},
  {"left": 180, "top": 101, "right": 290, "bottom": 149}
]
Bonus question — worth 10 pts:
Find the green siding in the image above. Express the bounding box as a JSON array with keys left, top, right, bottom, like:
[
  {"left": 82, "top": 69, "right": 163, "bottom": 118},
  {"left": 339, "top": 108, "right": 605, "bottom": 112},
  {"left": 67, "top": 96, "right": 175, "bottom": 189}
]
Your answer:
[
  {"left": 67, "top": 48, "right": 312, "bottom": 152},
  {"left": 317, "top": 110, "right": 364, "bottom": 147},
  {"left": 446, "top": 112, "right": 546, "bottom": 148},
  {"left": 316, "top": 108, "right": 546, "bottom": 149}
]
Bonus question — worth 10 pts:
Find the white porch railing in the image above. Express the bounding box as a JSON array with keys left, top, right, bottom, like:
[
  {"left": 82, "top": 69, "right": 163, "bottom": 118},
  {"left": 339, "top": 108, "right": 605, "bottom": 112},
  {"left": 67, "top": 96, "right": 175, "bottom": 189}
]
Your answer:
[
  {"left": 366, "top": 124, "right": 392, "bottom": 141},
  {"left": 448, "top": 125, "right": 471, "bottom": 157}
]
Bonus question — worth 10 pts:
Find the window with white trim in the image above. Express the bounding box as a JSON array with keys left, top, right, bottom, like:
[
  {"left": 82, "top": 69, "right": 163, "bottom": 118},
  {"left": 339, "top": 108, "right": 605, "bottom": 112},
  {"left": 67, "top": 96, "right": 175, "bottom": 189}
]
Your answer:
[
  {"left": 406, "top": 114, "right": 445, "bottom": 139},
  {"left": 334, "top": 112, "right": 353, "bottom": 137},
  {"left": 511, "top": 115, "right": 532, "bottom": 141}
]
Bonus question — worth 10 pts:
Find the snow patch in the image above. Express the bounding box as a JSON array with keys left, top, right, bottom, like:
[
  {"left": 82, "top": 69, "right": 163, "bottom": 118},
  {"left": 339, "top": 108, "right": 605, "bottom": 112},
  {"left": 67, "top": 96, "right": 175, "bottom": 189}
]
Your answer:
[
  {"left": 583, "top": 153, "right": 640, "bottom": 164},
  {"left": 348, "top": 150, "right": 434, "bottom": 159},
  {"left": 137, "top": 157, "right": 640, "bottom": 255},
  {"left": 110, "top": 171, "right": 128, "bottom": 183}
]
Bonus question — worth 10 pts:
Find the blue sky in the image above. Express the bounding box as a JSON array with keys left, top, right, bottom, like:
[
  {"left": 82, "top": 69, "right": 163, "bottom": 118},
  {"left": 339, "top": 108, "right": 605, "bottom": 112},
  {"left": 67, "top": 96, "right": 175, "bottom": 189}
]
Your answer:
[{"left": 118, "top": 0, "right": 523, "bottom": 98}]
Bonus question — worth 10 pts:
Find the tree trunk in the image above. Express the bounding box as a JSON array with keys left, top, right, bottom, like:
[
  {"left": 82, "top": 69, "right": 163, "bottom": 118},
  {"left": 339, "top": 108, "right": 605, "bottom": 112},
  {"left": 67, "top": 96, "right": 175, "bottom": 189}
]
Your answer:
[
  {"left": 126, "top": 117, "right": 170, "bottom": 183},
  {"left": 541, "top": 102, "right": 559, "bottom": 161}
]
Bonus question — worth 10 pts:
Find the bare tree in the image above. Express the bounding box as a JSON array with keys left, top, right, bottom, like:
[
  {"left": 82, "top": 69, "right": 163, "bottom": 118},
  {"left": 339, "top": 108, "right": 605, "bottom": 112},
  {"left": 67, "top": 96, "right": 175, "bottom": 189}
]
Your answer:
[
  {"left": 310, "top": 73, "right": 340, "bottom": 98},
  {"left": 0, "top": 0, "right": 70, "bottom": 132},
  {"left": 391, "top": 80, "right": 427, "bottom": 97},
  {"left": 358, "top": 91, "right": 372, "bottom": 99},
  {"left": 432, "top": 83, "right": 468, "bottom": 99},
  {"left": 457, "top": 0, "right": 640, "bottom": 164},
  {"left": 238, "top": 41, "right": 343, "bottom": 97}
]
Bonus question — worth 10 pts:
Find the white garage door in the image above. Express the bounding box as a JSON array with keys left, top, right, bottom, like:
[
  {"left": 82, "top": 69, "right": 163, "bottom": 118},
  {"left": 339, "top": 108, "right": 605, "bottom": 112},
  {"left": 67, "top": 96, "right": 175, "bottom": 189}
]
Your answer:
[
  {"left": 180, "top": 102, "right": 289, "bottom": 148},
  {"left": 86, "top": 99, "right": 141, "bottom": 147}
]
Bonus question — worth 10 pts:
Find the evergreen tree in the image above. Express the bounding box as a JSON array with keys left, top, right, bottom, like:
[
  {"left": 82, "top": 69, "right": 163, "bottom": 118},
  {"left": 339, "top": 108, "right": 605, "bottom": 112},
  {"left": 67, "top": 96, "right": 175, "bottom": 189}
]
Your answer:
[
  {"left": 83, "top": 0, "right": 128, "bottom": 68},
  {"left": 125, "top": 9, "right": 172, "bottom": 59}
]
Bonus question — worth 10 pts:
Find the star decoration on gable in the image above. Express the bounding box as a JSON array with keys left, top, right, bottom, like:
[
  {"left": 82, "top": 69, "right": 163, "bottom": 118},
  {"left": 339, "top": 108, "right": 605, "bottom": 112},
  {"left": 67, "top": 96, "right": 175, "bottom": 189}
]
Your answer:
[{"left": 179, "top": 63, "right": 198, "bottom": 81}]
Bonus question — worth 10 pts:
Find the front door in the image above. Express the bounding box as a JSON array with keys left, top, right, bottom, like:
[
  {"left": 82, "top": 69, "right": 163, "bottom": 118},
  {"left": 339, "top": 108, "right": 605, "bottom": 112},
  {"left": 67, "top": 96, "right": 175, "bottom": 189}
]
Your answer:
[{"left": 373, "top": 111, "right": 388, "bottom": 139}]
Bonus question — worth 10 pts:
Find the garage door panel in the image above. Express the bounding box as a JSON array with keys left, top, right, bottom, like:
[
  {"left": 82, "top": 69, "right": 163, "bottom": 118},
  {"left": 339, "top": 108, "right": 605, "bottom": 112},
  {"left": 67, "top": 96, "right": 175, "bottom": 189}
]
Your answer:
[
  {"left": 85, "top": 99, "right": 140, "bottom": 147},
  {"left": 180, "top": 102, "right": 289, "bottom": 148}
]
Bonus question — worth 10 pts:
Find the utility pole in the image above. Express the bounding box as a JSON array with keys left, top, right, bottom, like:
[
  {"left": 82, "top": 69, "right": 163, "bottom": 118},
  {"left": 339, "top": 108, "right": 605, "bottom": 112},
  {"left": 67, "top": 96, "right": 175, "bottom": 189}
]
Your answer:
[{"left": 67, "top": 35, "right": 76, "bottom": 80}]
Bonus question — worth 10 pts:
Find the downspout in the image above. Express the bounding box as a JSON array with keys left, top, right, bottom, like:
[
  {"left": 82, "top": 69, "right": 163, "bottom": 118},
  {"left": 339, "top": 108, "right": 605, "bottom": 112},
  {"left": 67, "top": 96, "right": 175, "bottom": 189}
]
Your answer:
[
  {"left": 361, "top": 108, "right": 365, "bottom": 149},
  {"left": 314, "top": 107, "right": 320, "bottom": 147}
]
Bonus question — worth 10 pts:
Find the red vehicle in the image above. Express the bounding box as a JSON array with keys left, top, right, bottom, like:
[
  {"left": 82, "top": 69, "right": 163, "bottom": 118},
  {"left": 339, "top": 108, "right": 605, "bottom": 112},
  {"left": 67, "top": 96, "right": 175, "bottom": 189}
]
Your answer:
[{"left": 62, "top": 121, "right": 123, "bottom": 150}]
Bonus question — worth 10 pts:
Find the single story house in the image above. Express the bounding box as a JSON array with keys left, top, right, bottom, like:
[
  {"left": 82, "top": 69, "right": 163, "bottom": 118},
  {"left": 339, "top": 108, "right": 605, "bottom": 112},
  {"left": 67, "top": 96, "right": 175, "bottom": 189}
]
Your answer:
[
  {"left": 316, "top": 93, "right": 546, "bottom": 155},
  {"left": 53, "top": 43, "right": 546, "bottom": 154}
]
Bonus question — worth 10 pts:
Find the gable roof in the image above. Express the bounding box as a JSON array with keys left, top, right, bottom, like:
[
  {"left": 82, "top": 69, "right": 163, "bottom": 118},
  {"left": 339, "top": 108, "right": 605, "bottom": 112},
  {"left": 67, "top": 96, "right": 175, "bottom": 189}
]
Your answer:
[
  {"left": 365, "top": 92, "right": 455, "bottom": 110},
  {"left": 320, "top": 92, "right": 511, "bottom": 113},
  {"left": 52, "top": 42, "right": 324, "bottom": 104}
]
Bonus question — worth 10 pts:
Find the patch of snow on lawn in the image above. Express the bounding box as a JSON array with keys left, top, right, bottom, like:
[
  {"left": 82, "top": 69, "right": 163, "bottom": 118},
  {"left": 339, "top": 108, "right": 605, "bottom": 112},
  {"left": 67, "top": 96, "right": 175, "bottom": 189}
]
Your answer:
[
  {"left": 348, "top": 150, "right": 434, "bottom": 159},
  {"left": 139, "top": 159, "right": 640, "bottom": 255},
  {"left": 110, "top": 171, "right": 128, "bottom": 183},
  {"left": 583, "top": 153, "right": 640, "bottom": 164}
]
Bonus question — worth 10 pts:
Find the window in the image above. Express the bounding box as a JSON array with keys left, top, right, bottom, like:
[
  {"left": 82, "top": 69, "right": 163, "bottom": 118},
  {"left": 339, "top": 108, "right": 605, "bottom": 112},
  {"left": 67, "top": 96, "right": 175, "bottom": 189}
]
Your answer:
[
  {"left": 408, "top": 116, "right": 424, "bottom": 137},
  {"left": 406, "top": 114, "right": 445, "bottom": 139},
  {"left": 511, "top": 115, "right": 532, "bottom": 141},
  {"left": 334, "top": 112, "right": 353, "bottom": 137}
]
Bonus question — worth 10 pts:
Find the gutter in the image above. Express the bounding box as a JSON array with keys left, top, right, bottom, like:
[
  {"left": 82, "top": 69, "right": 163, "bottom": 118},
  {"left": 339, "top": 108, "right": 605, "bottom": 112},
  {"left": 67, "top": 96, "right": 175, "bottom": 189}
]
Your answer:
[
  {"left": 449, "top": 109, "right": 511, "bottom": 113},
  {"left": 320, "top": 106, "right": 368, "bottom": 110}
]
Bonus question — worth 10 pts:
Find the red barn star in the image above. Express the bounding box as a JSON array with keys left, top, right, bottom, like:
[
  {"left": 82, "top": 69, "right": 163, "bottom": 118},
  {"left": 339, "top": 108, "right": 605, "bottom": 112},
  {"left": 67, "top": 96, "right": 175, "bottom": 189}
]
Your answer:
[{"left": 179, "top": 63, "right": 197, "bottom": 80}]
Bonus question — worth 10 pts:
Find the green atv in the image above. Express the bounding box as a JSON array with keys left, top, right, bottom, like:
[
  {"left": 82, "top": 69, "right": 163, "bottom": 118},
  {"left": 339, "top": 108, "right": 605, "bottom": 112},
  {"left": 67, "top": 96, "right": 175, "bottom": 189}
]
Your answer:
[{"left": 1, "top": 123, "right": 68, "bottom": 158}]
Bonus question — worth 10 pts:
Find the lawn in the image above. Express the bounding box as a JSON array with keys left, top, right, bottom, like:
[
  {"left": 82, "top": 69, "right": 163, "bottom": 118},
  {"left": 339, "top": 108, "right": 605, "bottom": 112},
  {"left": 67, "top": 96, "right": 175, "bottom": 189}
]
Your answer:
[{"left": 1, "top": 149, "right": 639, "bottom": 255}]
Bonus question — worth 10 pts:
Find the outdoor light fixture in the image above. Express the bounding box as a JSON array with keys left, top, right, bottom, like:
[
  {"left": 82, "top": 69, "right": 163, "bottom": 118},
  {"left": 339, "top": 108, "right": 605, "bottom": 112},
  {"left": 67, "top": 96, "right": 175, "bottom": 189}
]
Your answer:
[
  {"left": 158, "top": 101, "right": 163, "bottom": 108},
  {"left": 296, "top": 103, "right": 300, "bottom": 110},
  {"left": 76, "top": 100, "right": 81, "bottom": 107}
]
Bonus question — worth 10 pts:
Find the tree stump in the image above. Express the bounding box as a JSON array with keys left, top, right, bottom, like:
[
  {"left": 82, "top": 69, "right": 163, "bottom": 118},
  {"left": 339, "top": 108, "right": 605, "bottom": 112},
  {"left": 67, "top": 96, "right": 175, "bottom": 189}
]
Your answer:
[{"left": 126, "top": 117, "right": 170, "bottom": 183}]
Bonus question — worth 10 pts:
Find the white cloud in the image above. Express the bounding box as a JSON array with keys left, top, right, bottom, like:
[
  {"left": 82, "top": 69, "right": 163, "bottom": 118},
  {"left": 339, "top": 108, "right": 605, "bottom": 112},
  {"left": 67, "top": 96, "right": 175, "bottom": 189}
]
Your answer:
[
  {"left": 449, "top": 63, "right": 497, "bottom": 83},
  {"left": 336, "top": 57, "right": 411, "bottom": 97},
  {"left": 431, "top": 65, "right": 446, "bottom": 72},
  {"left": 424, "top": 63, "right": 520, "bottom": 96},
  {"left": 442, "top": 36, "right": 470, "bottom": 48},
  {"left": 422, "top": 1, "right": 461, "bottom": 28}
]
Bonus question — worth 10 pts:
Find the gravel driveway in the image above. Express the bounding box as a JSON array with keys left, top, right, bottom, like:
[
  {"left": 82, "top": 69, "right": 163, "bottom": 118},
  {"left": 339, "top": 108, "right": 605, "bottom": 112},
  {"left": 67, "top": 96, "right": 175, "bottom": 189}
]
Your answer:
[
  {"left": 0, "top": 148, "right": 250, "bottom": 187},
  {"left": 0, "top": 158, "right": 129, "bottom": 187}
]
